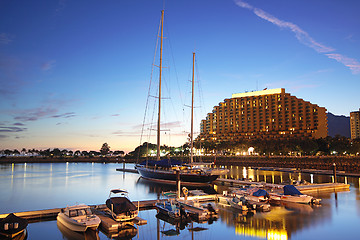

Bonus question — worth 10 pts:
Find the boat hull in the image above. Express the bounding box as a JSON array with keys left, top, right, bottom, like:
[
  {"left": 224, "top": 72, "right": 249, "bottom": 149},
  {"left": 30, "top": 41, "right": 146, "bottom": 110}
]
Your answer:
[
  {"left": 57, "top": 213, "right": 100, "bottom": 232},
  {"left": 280, "top": 195, "right": 313, "bottom": 204},
  {"left": 136, "top": 166, "right": 218, "bottom": 184},
  {"left": 155, "top": 202, "right": 181, "bottom": 219}
]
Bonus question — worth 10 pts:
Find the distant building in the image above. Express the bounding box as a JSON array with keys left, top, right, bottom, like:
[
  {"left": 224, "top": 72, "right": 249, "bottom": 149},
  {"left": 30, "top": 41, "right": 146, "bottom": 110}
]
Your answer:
[
  {"left": 198, "top": 88, "right": 328, "bottom": 142},
  {"left": 350, "top": 109, "right": 360, "bottom": 139}
]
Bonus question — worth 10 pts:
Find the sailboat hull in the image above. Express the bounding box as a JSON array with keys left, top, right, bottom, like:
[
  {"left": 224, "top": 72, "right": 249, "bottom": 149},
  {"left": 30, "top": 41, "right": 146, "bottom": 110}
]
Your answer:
[{"left": 136, "top": 166, "right": 218, "bottom": 185}]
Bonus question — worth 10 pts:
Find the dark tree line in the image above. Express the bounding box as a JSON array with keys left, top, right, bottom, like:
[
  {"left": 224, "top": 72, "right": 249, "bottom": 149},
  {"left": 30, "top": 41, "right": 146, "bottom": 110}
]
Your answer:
[
  {"left": 1, "top": 143, "right": 125, "bottom": 158},
  {"left": 195, "top": 135, "right": 360, "bottom": 156}
]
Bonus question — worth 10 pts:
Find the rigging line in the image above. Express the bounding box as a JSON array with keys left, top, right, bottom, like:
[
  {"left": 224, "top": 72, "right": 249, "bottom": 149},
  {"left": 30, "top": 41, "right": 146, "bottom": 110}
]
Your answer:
[
  {"left": 195, "top": 56, "right": 207, "bottom": 119},
  {"left": 138, "top": 14, "right": 162, "bottom": 159},
  {"left": 165, "top": 20, "right": 184, "bottom": 114}
]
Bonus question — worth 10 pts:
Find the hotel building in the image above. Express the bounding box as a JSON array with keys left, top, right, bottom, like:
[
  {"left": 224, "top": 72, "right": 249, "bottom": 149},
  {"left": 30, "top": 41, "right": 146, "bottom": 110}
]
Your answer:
[
  {"left": 350, "top": 109, "right": 360, "bottom": 139},
  {"left": 199, "top": 88, "right": 328, "bottom": 142}
]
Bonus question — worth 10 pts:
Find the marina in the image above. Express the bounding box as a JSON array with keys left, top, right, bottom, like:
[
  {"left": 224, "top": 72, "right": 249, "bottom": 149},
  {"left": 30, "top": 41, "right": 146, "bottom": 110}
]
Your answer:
[{"left": 1, "top": 162, "right": 360, "bottom": 239}]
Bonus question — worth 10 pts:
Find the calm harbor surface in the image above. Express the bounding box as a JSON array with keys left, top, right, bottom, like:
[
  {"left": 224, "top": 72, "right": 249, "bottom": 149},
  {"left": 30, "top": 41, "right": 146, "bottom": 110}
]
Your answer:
[{"left": 1, "top": 162, "right": 360, "bottom": 240}]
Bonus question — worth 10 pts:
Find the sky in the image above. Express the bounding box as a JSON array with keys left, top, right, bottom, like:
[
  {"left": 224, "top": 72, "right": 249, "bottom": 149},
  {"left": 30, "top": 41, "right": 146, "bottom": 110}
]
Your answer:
[{"left": 1, "top": 0, "right": 359, "bottom": 153}]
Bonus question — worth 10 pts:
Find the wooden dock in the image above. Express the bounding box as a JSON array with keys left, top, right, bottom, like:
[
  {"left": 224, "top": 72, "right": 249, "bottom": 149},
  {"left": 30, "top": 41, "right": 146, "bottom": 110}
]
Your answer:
[
  {"left": 0, "top": 182, "right": 349, "bottom": 226},
  {"left": 297, "top": 183, "right": 350, "bottom": 193},
  {"left": 215, "top": 178, "right": 350, "bottom": 193}
]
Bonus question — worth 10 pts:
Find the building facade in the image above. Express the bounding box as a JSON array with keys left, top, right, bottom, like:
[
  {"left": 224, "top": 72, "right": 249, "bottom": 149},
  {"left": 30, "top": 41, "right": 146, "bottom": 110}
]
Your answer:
[
  {"left": 198, "top": 88, "right": 328, "bottom": 142},
  {"left": 350, "top": 109, "right": 360, "bottom": 139}
]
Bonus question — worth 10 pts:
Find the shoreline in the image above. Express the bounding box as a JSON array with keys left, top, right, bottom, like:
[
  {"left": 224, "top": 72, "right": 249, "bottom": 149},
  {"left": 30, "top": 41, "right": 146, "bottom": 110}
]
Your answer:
[{"left": 2, "top": 155, "right": 360, "bottom": 176}]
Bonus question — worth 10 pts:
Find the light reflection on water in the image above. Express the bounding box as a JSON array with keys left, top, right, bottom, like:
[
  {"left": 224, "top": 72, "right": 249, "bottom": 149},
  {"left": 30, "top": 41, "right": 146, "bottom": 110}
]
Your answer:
[{"left": 0, "top": 162, "right": 360, "bottom": 240}]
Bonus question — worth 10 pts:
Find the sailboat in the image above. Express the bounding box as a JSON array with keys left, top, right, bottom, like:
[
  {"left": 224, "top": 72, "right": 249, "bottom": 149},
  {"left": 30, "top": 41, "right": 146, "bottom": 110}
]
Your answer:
[{"left": 136, "top": 10, "right": 227, "bottom": 186}]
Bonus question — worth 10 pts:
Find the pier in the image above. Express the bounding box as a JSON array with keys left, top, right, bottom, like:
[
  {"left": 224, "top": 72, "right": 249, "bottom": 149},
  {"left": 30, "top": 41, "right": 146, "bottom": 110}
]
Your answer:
[
  {"left": 0, "top": 181, "right": 348, "bottom": 221},
  {"left": 214, "top": 178, "right": 350, "bottom": 193}
]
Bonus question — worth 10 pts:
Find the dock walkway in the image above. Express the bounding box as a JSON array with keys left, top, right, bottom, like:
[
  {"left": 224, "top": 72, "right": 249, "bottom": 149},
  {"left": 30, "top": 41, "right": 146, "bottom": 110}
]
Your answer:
[
  {"left": 0, "top": 181, "right": 348, "bottom": 222},
  {"left": 214, "top": 178, "right": 350, "bottom": 194}
]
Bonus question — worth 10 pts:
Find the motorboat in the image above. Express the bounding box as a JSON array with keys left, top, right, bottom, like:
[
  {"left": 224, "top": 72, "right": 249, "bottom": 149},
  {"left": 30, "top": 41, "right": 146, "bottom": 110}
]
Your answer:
[
  {"left": 271, "top": 185, "right": 316, "bottom": 204},
  {"left": 0, "top": 213, "right": 28, "bottom": 239},
  {"left": 227, "top": 196, "right": 248, "bottom": 211},
  {"left": 232, "top": 187, "right": 270, "bottom": 202},
  {"left": 176, "top": 187, "right": 218, "bottom": 221},
  {"left": 56, "top": 204, "right": 101, "bottom": 232},
  {"left": 155, "top": 199, "right": 188, "bottom": 220},
  {"left": 106, "top": 189, "right": 138, "bottom": 222}
]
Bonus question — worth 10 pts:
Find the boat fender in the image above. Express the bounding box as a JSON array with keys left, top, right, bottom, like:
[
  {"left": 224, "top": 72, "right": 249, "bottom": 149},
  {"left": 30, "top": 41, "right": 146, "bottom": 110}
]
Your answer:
[{"left": 182, "top": 187, "right": 189, "bottom": 196}]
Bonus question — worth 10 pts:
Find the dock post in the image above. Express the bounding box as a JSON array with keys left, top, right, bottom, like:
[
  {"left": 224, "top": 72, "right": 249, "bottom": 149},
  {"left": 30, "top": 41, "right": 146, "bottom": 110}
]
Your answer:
[
  {"left": 333, "top": 163, "right": 337, "bottom": 183},
  {"left": 176, "top": 170, "right": 180, "bottom": 199}
]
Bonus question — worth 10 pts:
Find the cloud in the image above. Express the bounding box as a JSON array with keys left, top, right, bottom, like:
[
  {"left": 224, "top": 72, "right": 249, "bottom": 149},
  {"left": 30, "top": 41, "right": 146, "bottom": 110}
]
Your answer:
[
  {"left": 51, "top": 112, "right": 76, "bottom": 119},
  {"left": 0, "top": 126, "right": 27, "bottom": 133},
  {"left": 112, "top": 130, "right": 144, "bottom": 137},
  {"left": 133, "top": 121, "right": 183, "bottom": 130},
  {"left": 234, "top": 0, "right": 360, "bottom": 74},
  {"left": 0, "top": 33, "right": 13, "bottom": 44},
  {"left": 13, "top": 122, "right": 25, "bottom": 126},
  {"left": 55, "top": 0, "right": 67, "bottom": 15},
  {"left": 14, "top": 107, "right": 58, "bottom": 122},
  {"left": 13, "top": 107, "right": 75, "bottom": 122},
  {"left": 325, "top": 53, "right": 360, "bottom": 74},
  {"left": 0, "top": 135, "right": 8, "bottom": 139},
  {"left": 41, "top": 60, "right": 56, "bottom": 71},
  {"left": 0, "top": 56, "right": 24, "bottom": 98}
]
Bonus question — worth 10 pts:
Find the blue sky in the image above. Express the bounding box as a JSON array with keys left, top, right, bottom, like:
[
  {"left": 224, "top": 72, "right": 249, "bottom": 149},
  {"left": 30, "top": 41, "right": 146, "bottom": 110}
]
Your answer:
[{"left": 1, "top": 0, "right": 359, "bottom": 152}]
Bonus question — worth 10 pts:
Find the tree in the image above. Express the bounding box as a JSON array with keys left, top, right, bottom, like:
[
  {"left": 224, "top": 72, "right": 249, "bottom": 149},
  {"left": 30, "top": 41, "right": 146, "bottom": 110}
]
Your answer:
[
  {"left": 52, "top": 148, "right": 61, "bottom": 157},
  {"left": 74, "top": 150, "right": 81, "bottom": 156},
  {"left": 100, "top": 143, "right": 110, "bottom": 156}
]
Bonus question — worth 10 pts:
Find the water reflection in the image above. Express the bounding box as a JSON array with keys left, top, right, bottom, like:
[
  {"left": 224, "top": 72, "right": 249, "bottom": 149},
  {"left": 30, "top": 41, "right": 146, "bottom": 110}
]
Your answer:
[
  {"left": 221, "top": 166, "right": 360, "bottom": 188},
  {"left": 101, "top": 225, "right": 137, "bottom": 240},
  {"left": 57, "top": 221, "right": 100, "bottom": 240},
  {"left": 1, "top": 163, "right": 360, "bottom": 239}
]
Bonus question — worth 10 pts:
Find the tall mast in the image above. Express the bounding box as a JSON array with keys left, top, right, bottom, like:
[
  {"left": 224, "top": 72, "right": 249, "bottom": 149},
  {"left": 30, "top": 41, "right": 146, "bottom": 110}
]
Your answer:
[
  {"left": 190, "top": 52, "right": 195, "bottom": 163},
  {"left": 157, "top": 10, "right": 164, "bottom": 161}
]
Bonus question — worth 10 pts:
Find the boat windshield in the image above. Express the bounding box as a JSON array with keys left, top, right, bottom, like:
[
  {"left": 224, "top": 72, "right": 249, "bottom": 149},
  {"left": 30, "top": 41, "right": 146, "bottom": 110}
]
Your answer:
[{"left": 68, "top": 208, "right": 92, "bottom": 217}]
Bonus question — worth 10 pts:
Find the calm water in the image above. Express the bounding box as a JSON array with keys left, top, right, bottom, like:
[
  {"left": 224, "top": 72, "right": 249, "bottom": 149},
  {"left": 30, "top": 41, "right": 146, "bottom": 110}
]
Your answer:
[{"left": 1, "top": 162, "right": 360, "bottom": 240}]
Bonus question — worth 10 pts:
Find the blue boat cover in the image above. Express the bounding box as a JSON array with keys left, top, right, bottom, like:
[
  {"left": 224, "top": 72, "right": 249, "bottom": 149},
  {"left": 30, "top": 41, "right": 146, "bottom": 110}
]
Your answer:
[
  {"left": 156, "top": 159, "right": 183, "bottom": 167},
  {"left": 252, "top": 189, "right": 269, "bottom": 197},
  {"left": 283, "top": 185, "right": 303, "bottom": 195},
  {"left": 138, "top": 160, "right": 158, "bottom": 166},
  {"left": 138, "top": 159, "right": 182, "bottom": 167}
]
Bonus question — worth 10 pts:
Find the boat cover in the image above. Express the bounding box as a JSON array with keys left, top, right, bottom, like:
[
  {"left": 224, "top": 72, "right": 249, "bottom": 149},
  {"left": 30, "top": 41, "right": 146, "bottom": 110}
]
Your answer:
[
  {"left": 157, "top": 159, "right": 182, "bottom": 167},
  {"left": 138, "top": 160, "right": 158, "bottom": 166},
  {"left": 106, "top": 197, "right": 137, "bottom": 214},
  {"left": 283, "top": 185, "right": 303, "bottom": 195},
  {"left": 110, "top": 189, "right": 128, "bottom": 194},
  {"left": 252, "top": 189, "right": 269, "bottom": 197},
  {"left": 138, "top": 159, "right": 182, "bottom": 167},
  {"left": 0, "top": 213, "right": 28, "bottom": 237}
]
